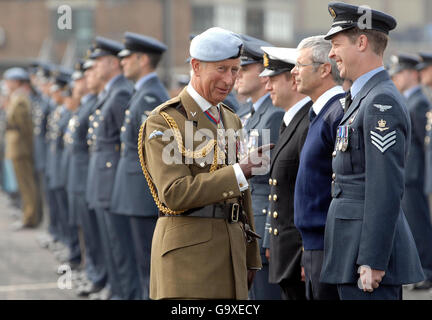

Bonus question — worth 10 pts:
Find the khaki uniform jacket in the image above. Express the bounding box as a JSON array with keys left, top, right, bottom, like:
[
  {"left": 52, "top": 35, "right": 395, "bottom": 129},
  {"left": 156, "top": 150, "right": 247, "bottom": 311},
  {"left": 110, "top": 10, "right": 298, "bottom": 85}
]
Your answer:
[
  {"left": 5, "top": 90, "right": 33, "bottom": 160},
  {"left": 141, "top": 88, "right": 261, "bottom": 299}
]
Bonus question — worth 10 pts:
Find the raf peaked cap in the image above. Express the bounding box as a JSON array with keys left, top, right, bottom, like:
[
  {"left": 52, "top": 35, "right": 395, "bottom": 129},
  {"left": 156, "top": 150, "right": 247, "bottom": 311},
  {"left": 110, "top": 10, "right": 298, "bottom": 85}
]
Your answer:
[
  {"left": 190, "top": 27, "right": 243, "bottom": 62},
  {"left": 417, "top": 52, "right": 432, "bottom": 71},
  {"left": 259, "top": 47, "right": 297, "bottom": 77},
  {"left": 89, "top": 36, "right": 124, "bottom": 59},
  {"left": 388, "top": 53, "right": 420, "bottom": 76},
  {"left": 71, "top": 60, "right": 85, "bottom": 81},
  {"left": 239, "top": 34, "right": 273, "bottom": 66},
  {"left": 3, "top": 67, "right": 30, "bottom": 81},
  {"left": 51, "top": 67, "right": 72, "bottom": 91},
  {"left": 324, "top": 2, "right": 397, "bottom": 40},
  {"left": 118, "top": 32, "right": 167, "bottom": 58}
]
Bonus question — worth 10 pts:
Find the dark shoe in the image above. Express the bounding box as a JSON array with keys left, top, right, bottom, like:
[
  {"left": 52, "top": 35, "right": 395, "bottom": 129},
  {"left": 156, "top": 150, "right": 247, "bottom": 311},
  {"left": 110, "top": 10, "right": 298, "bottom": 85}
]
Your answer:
[
  {"left": 77, "top": 282, "right": 103, "bottom": 297},
  {"left": 413, "top": 280, "right": 432, "bottom": 290}
]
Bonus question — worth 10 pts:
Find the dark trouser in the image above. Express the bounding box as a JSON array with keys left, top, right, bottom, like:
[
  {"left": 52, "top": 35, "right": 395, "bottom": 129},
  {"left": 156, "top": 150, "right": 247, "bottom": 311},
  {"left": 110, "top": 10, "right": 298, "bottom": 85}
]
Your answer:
[
  {"left": 302, "top": 250, "right": 339, "bottom": 300},
  {"left": 105, "top": 213, "right": 142, "bottom": 300},
  {"left": 70, "top": 193, "right": 107, "bottom": 287},
  {"left": 54, "top": 188, "right": 80, "bottom": 264},
  {"left": 249, "top": 259, "right": 281, "bottom": 300},
  {"left": 129, "top": 216, "right": 157, "bottom": 300},
  {"left": 280, "top": 279, "right": 306, "bottom": 300},
  {"left": 94, "top": 208, "right": 123, "bottom": 299},
  {"left": 46, "top": 183, "right": 60, "bottom": 242},
  {"left": 337, "top": 284, "right": 402, "bottom": 300},
  {"left": 402, "top": 184, "right": 432, "bottom": 280}
]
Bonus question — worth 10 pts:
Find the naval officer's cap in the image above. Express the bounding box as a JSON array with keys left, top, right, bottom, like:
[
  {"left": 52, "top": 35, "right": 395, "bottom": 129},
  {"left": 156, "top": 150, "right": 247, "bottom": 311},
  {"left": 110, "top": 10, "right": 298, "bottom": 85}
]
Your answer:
[
  {"left": 118, "top": 32, "right": 167, "bottom": 58},
  {"left": 388, "top": 53, "right": 420, "bottom": 77},
  {"left": 259, "top": 47, "right": 297, "bottom": 77},
  {"left": 239, "top": 34, "right": 272, "bottom": 66},
  {"left": 89, "top": 36, "right": 124, "bottom": 59},
  {"left": 324, "top": 2, "right": 397, "bottom": 40},
  {"left": 189, "top": 27, "right": 243, "bottom": 62},
  {"left": 3, "top": 67, "right": 30, "bottom": 81},
  {"left": 417, "top": 53, "right": 432, "bottom": 71}
]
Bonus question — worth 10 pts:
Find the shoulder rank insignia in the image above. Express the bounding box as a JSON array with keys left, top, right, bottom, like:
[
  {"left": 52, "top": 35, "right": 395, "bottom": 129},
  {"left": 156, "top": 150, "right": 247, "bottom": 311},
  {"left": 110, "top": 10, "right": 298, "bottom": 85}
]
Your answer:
[
  {"left": 373, "top": 104, "right": 392, "bottom": 112},
  {"left": 375, "top": 119, "right": 389, "bottom": 132},
  {"left": 148, "top": 130, "right": 164, "bottom": 140},
  {"left": 190, "top": 111, "right": 197, "bottom": 117},
  {"left": 370, "top": 130, "right": 396, "bottom": 153}
]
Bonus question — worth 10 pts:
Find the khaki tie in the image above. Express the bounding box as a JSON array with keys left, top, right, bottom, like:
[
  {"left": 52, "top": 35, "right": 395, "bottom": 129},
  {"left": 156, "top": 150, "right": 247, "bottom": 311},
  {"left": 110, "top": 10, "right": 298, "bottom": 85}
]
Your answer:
[{"left": 208, "top": 105, "right": 219, "bottom": 120}]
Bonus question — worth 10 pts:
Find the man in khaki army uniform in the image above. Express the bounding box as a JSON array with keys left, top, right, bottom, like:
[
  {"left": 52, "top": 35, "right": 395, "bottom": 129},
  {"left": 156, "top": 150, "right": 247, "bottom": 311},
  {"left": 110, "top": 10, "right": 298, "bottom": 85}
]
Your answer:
[
  {"left": 140, "top": 27, "right": 268, "bottom": 299},
  {"left": 3, "top": 68, "right": 39, "bottom": 230}
]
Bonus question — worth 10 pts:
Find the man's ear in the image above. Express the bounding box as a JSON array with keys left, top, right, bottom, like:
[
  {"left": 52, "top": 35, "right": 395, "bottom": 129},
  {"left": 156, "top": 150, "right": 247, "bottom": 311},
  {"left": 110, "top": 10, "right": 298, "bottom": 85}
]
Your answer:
[
  {"left": 190, "top": 58, "right": 201, "bottom": 77},
  {"left": 357, "top": 34, "right": 368, "bottom": 52},
  {"left": 321, "top": 63, "right": 332, "bottom": 79}
]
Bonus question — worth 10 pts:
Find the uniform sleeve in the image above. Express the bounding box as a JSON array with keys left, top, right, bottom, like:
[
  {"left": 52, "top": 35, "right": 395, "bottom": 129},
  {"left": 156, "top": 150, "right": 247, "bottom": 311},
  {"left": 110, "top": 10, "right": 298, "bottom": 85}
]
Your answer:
[
  {"left": 143, "top": 113, "right": 242, "bottom": 211},
  {"left": 356, "top": 94, "right": 409, "bottom": 270}
]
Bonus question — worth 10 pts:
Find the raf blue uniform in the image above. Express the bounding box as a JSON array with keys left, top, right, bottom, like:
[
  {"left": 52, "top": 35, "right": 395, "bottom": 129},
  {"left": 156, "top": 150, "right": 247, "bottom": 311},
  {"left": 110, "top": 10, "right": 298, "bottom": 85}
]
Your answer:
[
  {"left": 85, "top": 37, "right": 134, "bottom": 300},
  {"left": 321, "top": 3, "right": 425, "bottom": 299},
  {"left": 420, "top": 53, "right": 432, "bottom": 195},
  {"left": 239, "top": 34, "right": 283, "bottom": 300},
  {"left": 108, "top": 32, "right": 170, "bottom": 300},
  {"left": 388, "top": 54, "right": 432, "bottom": 286}
]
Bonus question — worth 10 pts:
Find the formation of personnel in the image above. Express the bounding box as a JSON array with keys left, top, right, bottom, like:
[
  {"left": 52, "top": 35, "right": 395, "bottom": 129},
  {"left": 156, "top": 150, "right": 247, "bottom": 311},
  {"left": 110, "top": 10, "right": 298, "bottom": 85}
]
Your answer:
[{"left": 1, "top": 1, "right": 432, "bottom": 300}]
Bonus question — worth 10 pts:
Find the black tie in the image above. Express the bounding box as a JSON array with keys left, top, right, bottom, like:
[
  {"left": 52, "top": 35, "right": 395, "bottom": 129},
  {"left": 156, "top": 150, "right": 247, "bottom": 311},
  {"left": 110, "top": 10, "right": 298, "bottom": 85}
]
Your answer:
[
  {"left": 250, "top": 104, "right": 255, "bottom": 116},
  {"left": 279, "top": 121, "right": 287, "bottom": 135},
  {"left": 309, "top": 108, "right": 317, "bottom": 122},
  {"left": 344, "top": 91, "right": 352, "bottom": 113}
]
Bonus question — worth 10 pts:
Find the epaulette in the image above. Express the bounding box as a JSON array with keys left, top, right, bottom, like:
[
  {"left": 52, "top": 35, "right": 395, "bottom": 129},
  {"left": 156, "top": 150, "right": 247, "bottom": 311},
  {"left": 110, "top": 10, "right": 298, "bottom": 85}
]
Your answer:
[{"left": 150, "top": 96, "right": 181, "bottom": 116}]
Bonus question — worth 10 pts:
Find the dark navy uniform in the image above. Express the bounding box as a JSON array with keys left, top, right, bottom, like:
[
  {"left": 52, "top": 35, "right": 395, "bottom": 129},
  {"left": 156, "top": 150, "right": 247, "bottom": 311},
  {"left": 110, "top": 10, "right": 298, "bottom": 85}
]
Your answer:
[
  {"left": 321, "top": 2, "right": 425, "bottom": 300},
  {"left": 85, "top": 37, "right": 134, "bottom": 299},
  {"left": 388, "top": 54, "right": 432, "bottom": 286},
  {"left": 107, "top": 32, "right": 170, "bottom": 300},
  {"left": 239, "top": 34, "right": 283, "bottom": 300}
]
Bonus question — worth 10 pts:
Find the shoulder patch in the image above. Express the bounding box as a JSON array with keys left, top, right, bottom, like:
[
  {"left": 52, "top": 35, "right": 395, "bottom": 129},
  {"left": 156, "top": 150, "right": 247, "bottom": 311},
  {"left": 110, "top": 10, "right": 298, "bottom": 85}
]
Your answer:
[{"left": 150, "top": 96, "right": 181, "bottom": 116}]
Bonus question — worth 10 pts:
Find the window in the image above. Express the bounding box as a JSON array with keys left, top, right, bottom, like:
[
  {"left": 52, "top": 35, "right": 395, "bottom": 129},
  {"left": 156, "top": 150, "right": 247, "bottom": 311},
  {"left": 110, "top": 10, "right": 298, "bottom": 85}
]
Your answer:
[
  {"left": 192, "top": 5, "right": 214, "bottom": 34},
  {"left": 264, "top": 10, "right": 293, "bottom": 42},
  {"left": 214, "top": 5, "right": 245, "bottom": 34}
]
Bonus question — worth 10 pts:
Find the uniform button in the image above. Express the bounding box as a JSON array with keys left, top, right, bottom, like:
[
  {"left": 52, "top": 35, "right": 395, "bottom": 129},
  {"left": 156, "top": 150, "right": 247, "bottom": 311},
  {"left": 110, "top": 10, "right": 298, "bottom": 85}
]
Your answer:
[
  {"left": 301, "top": 246, "right": 304, "bottom": 252},
  {"left": 273, "top": 179, "right": 277, "bottom": 186},
  {"left": 228, "top": 191, "right": 234, "bottom": 196},
  {"left": 426, "top": 136, "right": 431, "bottom": 145},
  {"left": 121, "top": 126, "right": 126, "bottom": 132},
  {"left": 273, "top": 194, "right": 277, "bottom": 201},
  {"left": 262, "top": 209, "right": 267, "bottom": 215},
  {"left": 427, "top": 124, "right": 431, "bottom": 131},
  {"left": 125, "top": 110, "right": 130, "bottom": 115},
  {"left": 268, "top": 211, "right": 271, "bottom": 217},
  {"left": 273, "top": 211, "right": 278, "bottom": 219},
  {"left": 200, "top": 162, "right": 205, "bottom": 167},
  {"left": 268, "top": 194, "right": 272, "bottom": 201},
  {"left": 89, "top": 115, "right": 94, "bottom": 121},
  {"left": 332, "top": 151, "right": 337, "bottom": 157},
  {"left": 269, "top": 227, "right": 272, "bottom": 234},
  {"left": 88, "top": 128, "right": 94, "bottom": 134},
  {"left": 93, "top": 122, "right": 99, "bottom": 128},
  {"left": 95, "top": 110, "right": 101, "bottom": 115},
  {"left": 273, "top": 228, "right": 278, "bottom": 236},
  {"left": 332, "top": 173, "right": 336, "bottom": 180},
  {"left": 106, "top": 162, "right": 112, "bottom": 168},
  {"left": 427, "top": 112, "right": 432, "bottom": 119},
  {"left": 269, "top": 178, "right": 273, "bottom": 185},
  {"left": 222, "top": 192, "right": 228, "bottom": 198}
]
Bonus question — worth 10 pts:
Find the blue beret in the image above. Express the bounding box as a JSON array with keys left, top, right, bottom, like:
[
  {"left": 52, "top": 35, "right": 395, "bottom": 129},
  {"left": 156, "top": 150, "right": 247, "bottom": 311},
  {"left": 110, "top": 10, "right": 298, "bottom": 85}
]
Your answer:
[
  {"left": 325, "top": 2, "right": 397, "bottom": 40},
  {"left": 388, "top": 53, "right": 420, "bottom": 76},
  {"left": 3, "top": 67, "right": 29, "bottom": 81},
  {"left": 239, "top": 34, "right": 273, "bottom": 66},
  {"left": 190, "top": 27, "right": 243, "bottom": 62},
  {"left": 417, "top": 52, "right": 432, "bottom": 71},
  {"left": 118, "top": 32, "right": 167, "bottom": 58},
  {"left": 90, "top": 36, "right": 124, "bottom": 59}
]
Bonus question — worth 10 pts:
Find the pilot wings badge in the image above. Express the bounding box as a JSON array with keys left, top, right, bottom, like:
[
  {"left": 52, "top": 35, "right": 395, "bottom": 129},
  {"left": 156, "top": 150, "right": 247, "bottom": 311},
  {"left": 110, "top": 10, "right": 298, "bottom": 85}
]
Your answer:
[{"left": 373, "top": 104, "right": 392, "bottom": 112}]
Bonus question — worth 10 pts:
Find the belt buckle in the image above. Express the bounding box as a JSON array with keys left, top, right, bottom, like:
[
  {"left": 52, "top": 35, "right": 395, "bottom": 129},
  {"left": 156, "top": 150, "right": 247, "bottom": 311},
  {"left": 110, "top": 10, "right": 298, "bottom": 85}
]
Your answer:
[{"left": 230, "top": 203, "right": 239, "bottom": 223}]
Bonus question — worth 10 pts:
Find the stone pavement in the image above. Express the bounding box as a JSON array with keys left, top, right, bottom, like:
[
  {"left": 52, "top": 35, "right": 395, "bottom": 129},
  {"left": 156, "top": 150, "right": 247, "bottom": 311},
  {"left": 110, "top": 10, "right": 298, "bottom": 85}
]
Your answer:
[{"left": 0, "top": 190, "right": 430, "bottom": 300}]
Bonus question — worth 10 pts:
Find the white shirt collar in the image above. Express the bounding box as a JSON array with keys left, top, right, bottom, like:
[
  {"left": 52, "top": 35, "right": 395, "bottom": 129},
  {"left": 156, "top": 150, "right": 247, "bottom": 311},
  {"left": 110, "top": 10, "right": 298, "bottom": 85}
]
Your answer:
[
  {"left": 186, "top": 83, "right": 213, "bottom": 112},
  {"left": 283, "top": 96, "right": 311, "bottom": 127},
  {"left": 135, "top": 72, "right": 157, "bottom": 91},
  {"left": 403, "top": 85, "right": 421, "bottom": 99},
  {"left": 351, "top": 66, "right": 385, "bottom": 99},
  {"left": 312, "top": 85, "right": 345, "bottom": 115}
]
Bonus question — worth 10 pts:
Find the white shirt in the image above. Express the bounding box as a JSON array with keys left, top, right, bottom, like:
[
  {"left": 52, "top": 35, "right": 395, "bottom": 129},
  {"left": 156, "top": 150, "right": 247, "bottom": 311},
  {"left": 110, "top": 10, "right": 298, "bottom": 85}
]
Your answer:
[
  {"left": 312, "top": 85, "right": 345, "bottom": 116},
  {"left": 186, "top": 84, "right": 249, "bottom": 192},
  {"left": 283, "top": 96, "right": 311, "bottom": 127}
]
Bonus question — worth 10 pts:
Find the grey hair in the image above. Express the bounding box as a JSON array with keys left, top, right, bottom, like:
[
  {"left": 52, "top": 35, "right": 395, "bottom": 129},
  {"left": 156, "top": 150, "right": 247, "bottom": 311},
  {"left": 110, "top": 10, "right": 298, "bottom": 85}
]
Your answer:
[{"left": 297, "top": 35, "right": 343, "bottom": 85}]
